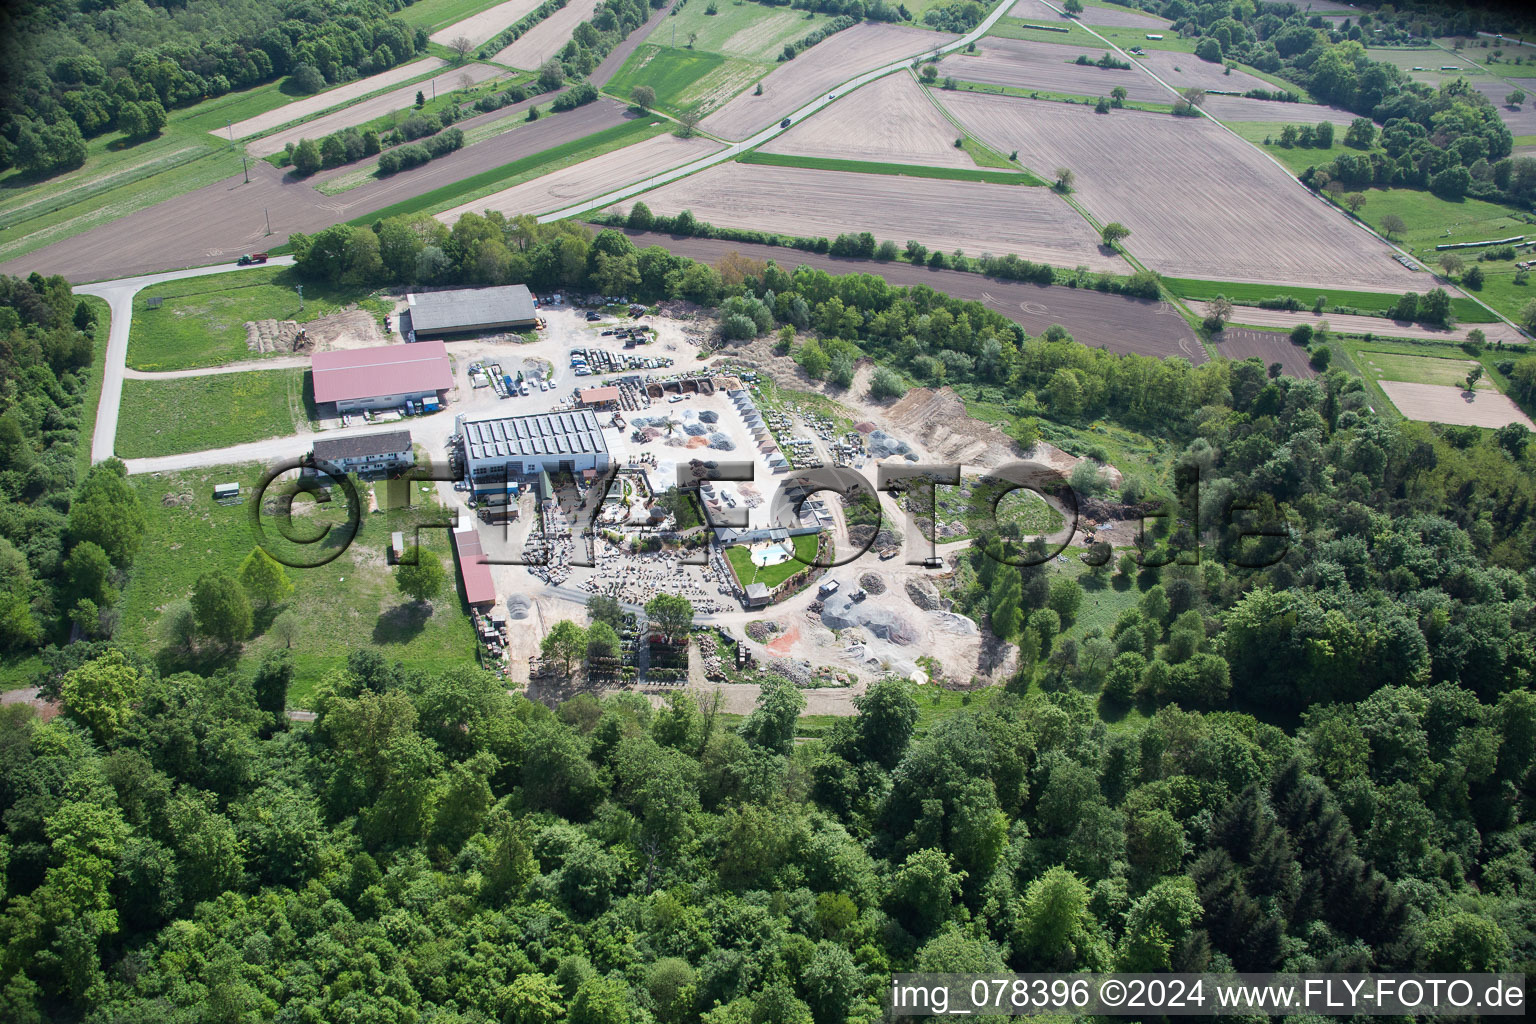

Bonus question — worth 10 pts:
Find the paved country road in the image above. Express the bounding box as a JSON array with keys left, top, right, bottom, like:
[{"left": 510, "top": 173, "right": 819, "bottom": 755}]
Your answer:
[{"left": 76, "top": 257, "right": 298, "bottom": 464}]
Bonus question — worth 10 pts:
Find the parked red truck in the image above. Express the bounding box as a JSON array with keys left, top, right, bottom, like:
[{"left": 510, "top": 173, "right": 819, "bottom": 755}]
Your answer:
[{"left": 237, "top": 253, "right": 268, "bottom": 265}]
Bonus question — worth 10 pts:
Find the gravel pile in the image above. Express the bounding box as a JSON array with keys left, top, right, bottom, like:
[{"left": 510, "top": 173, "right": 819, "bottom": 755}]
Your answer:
[
  {"left": 858, "top": 573, "right": 886, "bottom": 595},
  {"left": 684, "top": 422, "right": 708, "bottom": 436},
  {"left": 699, "top": 410, "right": 719, "bottom": 424},
  {"left": 904, "top": 579, "right": 942, "bottom": 611},
  {"left": 709, "top": 433, "right": 735, "bottom": 451},
  {"left": 821, "top": 593, "right": 918, "bottom": 645}
]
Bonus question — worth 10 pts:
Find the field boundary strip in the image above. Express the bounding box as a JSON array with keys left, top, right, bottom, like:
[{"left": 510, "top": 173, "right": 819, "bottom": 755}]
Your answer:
[{"left": 738, "top": 150, "right": 1042, "bottom": 186}]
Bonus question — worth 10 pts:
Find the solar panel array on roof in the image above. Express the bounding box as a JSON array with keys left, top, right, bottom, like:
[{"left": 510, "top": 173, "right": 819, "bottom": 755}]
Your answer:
[{"left": 460, "top": 410, "right": 609, "bottom": 464}]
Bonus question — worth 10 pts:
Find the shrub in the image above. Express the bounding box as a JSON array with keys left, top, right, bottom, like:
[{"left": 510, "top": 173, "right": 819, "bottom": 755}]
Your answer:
[{"left": 552, "top": 81, "right": 598, "bottom": 111}]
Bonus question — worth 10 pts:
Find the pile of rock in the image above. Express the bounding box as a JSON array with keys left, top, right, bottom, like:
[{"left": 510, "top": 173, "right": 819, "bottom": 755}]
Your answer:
[
  {"left": 904, "top": 578, "right": 942, "bottom": 611},
  {"left": 697, "top": 631, "right": 727, "bottom": 680},
  {"left": 745, "top": 620, "right": 778, "bottom": 643},
  {"left": 858, "top": 573, "right": 886, "bottom": 595}
]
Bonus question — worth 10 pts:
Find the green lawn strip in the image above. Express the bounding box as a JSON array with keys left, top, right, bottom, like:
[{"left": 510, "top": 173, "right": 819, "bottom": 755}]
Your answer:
[
  {"left": 945, "top": 78, "right": 1174, "bottom": 113},
  {"left": 1356, "top": 349, "right": 1493, "bottom": 388},
  {"left": 909, "top": 475, "right": 1066, "bottom": 545},
  {"left": 1091, "top": 23, "right": 1199, "bottom": 54},
  {"left": 1458, "top": 269, "right": 1536, "bottom": 326},
  {"left": 1160, "top": 275, "right": 1496, "bottom": 324},
  {"left": 724, "top": 532, "right": 819, "bottom": 591},
  {"left": 989, "top": 16, "right": 1099, "bottom": 46},
  {"left": 739, "top": 150, "right": 1040, "bottom": 185},
  {"left": 1348, "top": 186, "right": 1535, "bottom": 255},
  {"left": 128, "top": 266, "right": 382, "bottom": 371},
  {"left": 343, "top": 116, "right": 664, "bottom": 224},
  {"left": 116, "top": 369, "right": 314, "bottom": 459},
  {"left": 117, "top": 462, "right": 477, "bottom": 705},
  {"left": 316, "top": 106, "right": 542, "bottom": 196},
  {"left": 397, "top": 0, "right": 506, "bottom": 31},
  {"left": 1223, "top": 121, "right": 1372, "bottom": 175}
]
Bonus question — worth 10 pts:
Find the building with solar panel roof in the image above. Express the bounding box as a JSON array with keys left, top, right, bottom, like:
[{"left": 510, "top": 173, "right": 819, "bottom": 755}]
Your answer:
[{"left": 456, "top": 410, "right": 611, "bottom": 507}]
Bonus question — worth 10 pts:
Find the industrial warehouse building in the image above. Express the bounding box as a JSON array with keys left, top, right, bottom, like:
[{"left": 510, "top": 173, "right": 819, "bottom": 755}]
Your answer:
[
  {"left": 311, "top": 430, "right": 415, "bottom": 475},
  {"left": 311, "top": 341, "right": 453, "bottom": 413},
  {"left": 457, "top": 410, "right": 610, "bottom": 505},
  {"left": 406, "top": 284, "right": 537, "bottom": 337}
]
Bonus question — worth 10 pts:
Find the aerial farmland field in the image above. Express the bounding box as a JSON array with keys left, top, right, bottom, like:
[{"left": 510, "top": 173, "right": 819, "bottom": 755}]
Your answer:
[
  {"left": 428, "top": 0, "right": 545, "bottom": 46},
  {"left": 221, "top": 58, "right": 448, "bottom": 141},
  {"left": 701, "top": 22, "right": 954, "bottom": 140},
  {"left": 492, "top": 0, "right": 602, "bottom": 69},
  {"left": 618, "top": 162, "right": 1126, "bottom": 272},
  {"left": 760, "top": 73, "right": 978, "bottom": 169},
  {"left": 440, "top": 132, "right": 722, "bottom": 222},
  {"left": 939, "top": 91, "right": 1426, "bottom": 291},
  {"left": 1378, "top": 381, "right": 1536, "bottom": 429},
  {"left": 936, "top": 35, "right": 1168, "bottom": 102}
]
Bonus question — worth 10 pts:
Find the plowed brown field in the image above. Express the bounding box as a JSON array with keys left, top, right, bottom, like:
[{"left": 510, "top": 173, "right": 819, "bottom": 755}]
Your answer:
[
  {"left": 701, "top": 23, "right": 954, "bottom": 140},
  {"left": 614, "top": 163, "right": 1125, "bottom": 272},
  {"left": 939, "top": 92, "right": 1424, "bottom": 291},
  {"left": 938, "top": 36, "right": 1166, "bottom": 102},
  {"left": 761, "top": 73, "right": 976, "bottom": 168}
]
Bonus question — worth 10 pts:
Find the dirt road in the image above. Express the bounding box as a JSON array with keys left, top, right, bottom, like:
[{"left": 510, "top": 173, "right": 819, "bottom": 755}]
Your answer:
[
  {"left": 1, "top": 102, "right": 629, "bottom": 284},
  {"left": 602, "top": 228, "right": 1204, "bottom": 360}
]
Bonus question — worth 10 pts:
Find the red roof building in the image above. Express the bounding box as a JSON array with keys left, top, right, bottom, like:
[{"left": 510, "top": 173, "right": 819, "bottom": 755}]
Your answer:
[
  {"left": 451, "top": 525, "right": 496, "bottom": 608},
  {"left": 312, "top": 341, "right": 453, "bottom": 412},
  {"left": 577, "top": 385, "right": 621, "bottom": 406}
]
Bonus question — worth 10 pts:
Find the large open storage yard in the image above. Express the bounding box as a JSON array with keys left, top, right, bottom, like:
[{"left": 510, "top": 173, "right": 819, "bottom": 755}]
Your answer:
[
  {"left": 221, "top": 58, "right": 446, "bottom": 140},
  {"left": 701, "top": 23, "right": 953, "bottom": 140},
  {"left": 440, "top": 132, "right": 721, "bottom": 223},
  {"left": 492, "top": 0, "right": 601, "bottom": 69},
  {"left": 760, "top": 73, "right": 978, "bottom": 169},
  {"left": 246, "top": 62, "right": 506, "bottom": 158},
  {"left": 939, "top": 92, "right": 1425, "bottom": 291},
  {"left": 1379, "top": 381, "right": 1536, "bottom": 429},
  {"left": 620, "top": 163, "right": 1127, "bottom": 272},
  {"left": 937, "top": 36, "right": 1168, "bottom": 102},
  {"left": 430, "top": 0, "right": 544, "bottom": 46}
]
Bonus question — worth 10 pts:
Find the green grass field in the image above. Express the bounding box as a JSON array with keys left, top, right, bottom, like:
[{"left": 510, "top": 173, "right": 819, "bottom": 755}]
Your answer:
[
  {"left": 116, "top": 369, "right": 315, "bottom": 459},
  {"left": 725, "top": 532, "right": 819, "bottom": 591},
  {"left": 1225, "top": 121, "right": 1365, "bottom": 175},
  {"left": 128, "top": 266, "right": 385, "bottom": 371},
  {"left": 339, "top": 117, "right": 664, "bottom": 227},
  {"left": 397, "top": 0, "right": 507, "bottom": 31},
  {"left": 1358, "top": 350, "right": 1493, "bottom": 388},
  {"left": 739, "top": 150, "right": 1044, "bottom": 185},
  {"left": 652, "top": 2, "right": 834, "bottom": 62},
  {"left": 908, "top": 476, "right": 1067, "bottom": 545},
  {"left": 607, "top": 44, "right": 765, "bottom": 117},
  {"left": 1160, "top": 276, "right": 1497, "bottom": 323},
  {"left": 989, "top": 16, "right": 1099, "bottom": 47},
  {"left": 117, "top": 462, "right": 477, "bottom": 705},
  {"left": 1350, "top": 187, "right": 1534, "bottom": 255},
  {"left": 76, "top": 297, "right": 112, "bottom": 477}
]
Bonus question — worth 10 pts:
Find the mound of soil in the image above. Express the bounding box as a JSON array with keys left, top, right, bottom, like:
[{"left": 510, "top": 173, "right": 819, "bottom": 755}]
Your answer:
[
  {"left": 904, "top": 578, "right": 942, "bottom": 611},
  {"left": 858, "top": 573, "right": 886, "bottom": 595}
]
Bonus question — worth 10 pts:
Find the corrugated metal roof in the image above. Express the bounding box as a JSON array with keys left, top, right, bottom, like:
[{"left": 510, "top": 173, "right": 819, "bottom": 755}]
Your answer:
[
  {"left": 457, "top": 410, "right": 609, "bottom": 462},
  {"left": 312, "top": 341, "right": 453, "bottom": 404},
  {"left": 407, "top": 285, "right": 536, "bottom": 333},
  {"left": 312, "top": 429, "right": 412, "bottom": 462}
]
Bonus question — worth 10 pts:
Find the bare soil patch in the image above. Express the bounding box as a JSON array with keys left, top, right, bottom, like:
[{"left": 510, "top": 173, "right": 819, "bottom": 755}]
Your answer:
[
  {"left": 492, "top": 0, "right": 601, "bottom": 70},
  {"left": 223, "top": 58, "right": 445, "bottom": 140},
  {"left": 430, "top": 0, "right": 544, "bottom": 46},
  {"left": 1202, "top": 95, "right": 1358, "bottom": 124},
  {"left": 702, "top": 23, "right": 954, "bottom": 140},
  {"left": 248, "top": 62, "right": 505, "bottom": 157},
  {"left": 1379, "top": 381, "right": 1536, "bottom": 429},
  {"left": 1465, "top": 79, "right": 1536, "bottom": 136},
  {"left": 1132, "top": 48, "right": 1275, "bottom": 95},
  {"left": 762, "top": 72, "right": 976, "bottom": 168},
  {"left": 439, "top": 132, "right": 720, "bottom": 223},
  {"left": 1214, "top": 328, "right": 1316, "bottom": 378},
  {"left": 939, "top": 92, "right": 1424, "bottom": 291},
  {"left": 245, "top": 309, "right": 386, "bottom": 355},
  {"left": 615, "top": 163, "right": 1125, "bottom": 272},
  {"left": 938, "top": 37, "right": 1167, "bottom": 103}
]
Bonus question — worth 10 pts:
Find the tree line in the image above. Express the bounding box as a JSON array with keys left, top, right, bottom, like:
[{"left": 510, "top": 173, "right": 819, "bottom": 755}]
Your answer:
[{"left": 1, "top": 0, "right": 426, "bottom": 178}]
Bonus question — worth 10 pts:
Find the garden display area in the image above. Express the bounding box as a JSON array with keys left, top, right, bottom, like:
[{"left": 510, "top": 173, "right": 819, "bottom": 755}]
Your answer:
[{"left": 725, "top": 533, "right": 819, "bottom": 591}]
